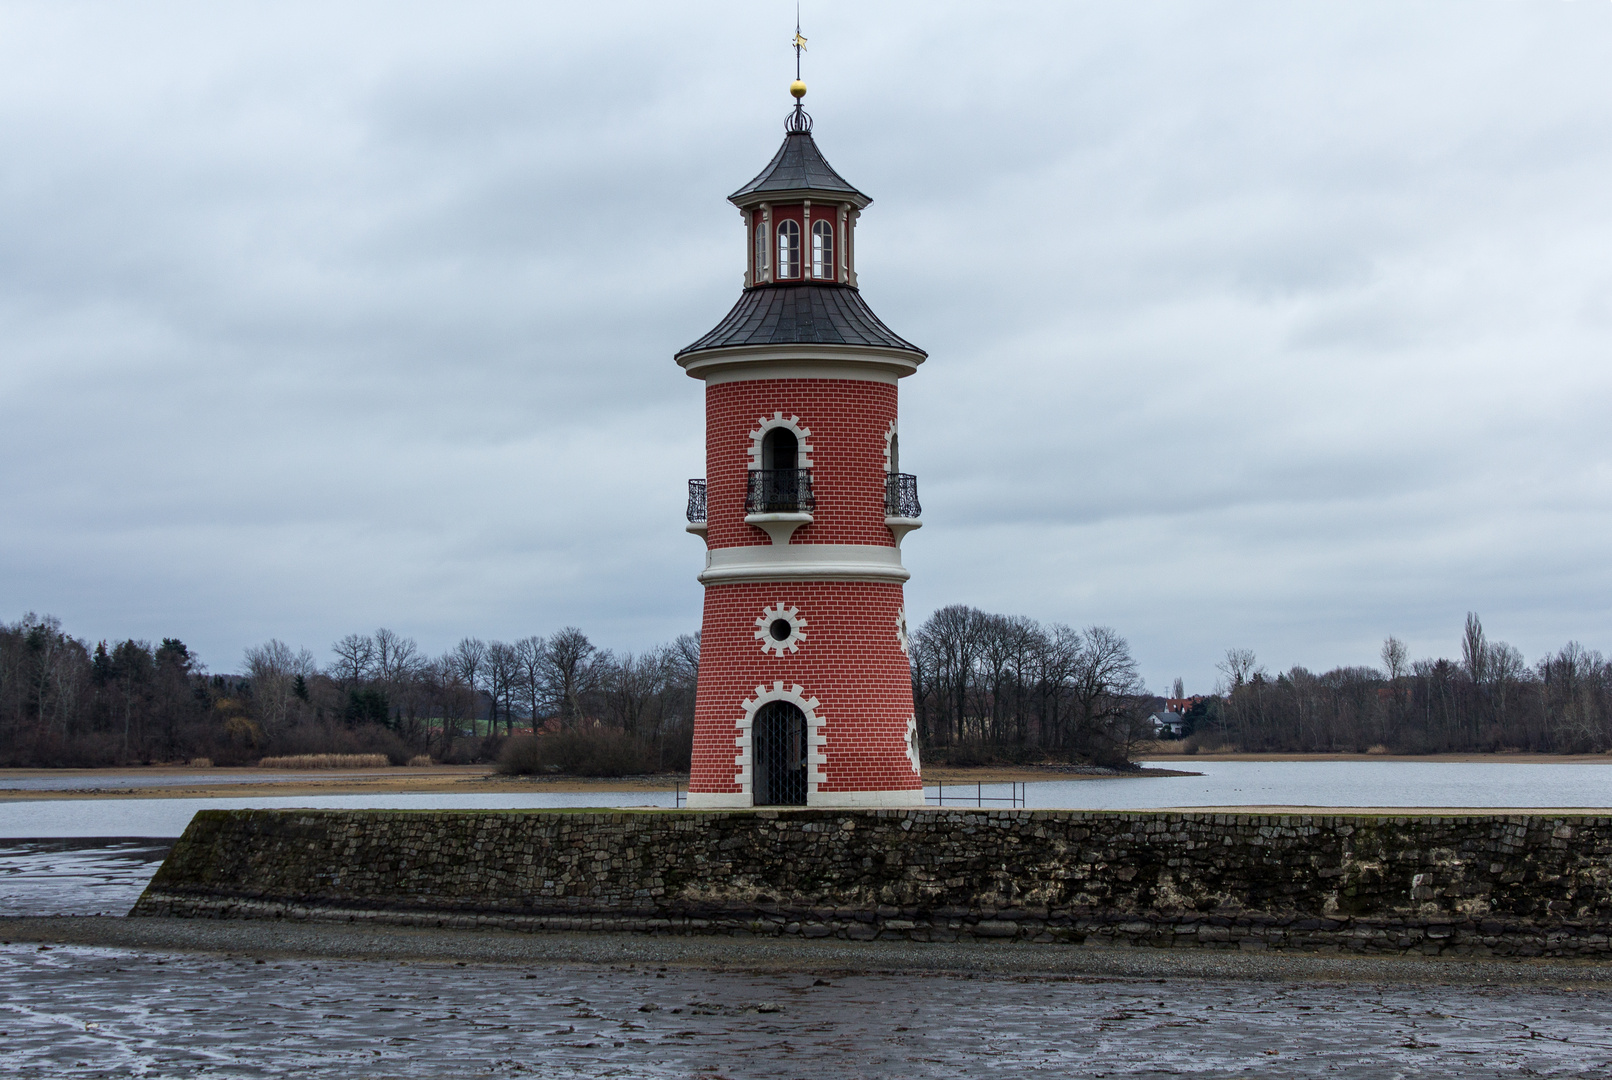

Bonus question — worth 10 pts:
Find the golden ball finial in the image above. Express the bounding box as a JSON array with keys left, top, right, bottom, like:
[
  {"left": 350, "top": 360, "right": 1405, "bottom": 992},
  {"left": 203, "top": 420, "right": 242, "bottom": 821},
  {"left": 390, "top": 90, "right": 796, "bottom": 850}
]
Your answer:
[{"left": 790, "top": 79, "right": 807, "bottom": 99}]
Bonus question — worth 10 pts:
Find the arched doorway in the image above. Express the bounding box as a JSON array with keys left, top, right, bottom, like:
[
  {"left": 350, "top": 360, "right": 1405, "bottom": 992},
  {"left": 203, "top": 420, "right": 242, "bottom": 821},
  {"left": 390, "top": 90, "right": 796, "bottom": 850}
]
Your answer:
[
  {"left": 757, "top": 427, "right": 803, "bottom": 512},
  {"left": 753, "top": 700, "right": 808, "bottom": 806},
  {"left": 762, "top": 426, "right": 798, "bottom": 470}
]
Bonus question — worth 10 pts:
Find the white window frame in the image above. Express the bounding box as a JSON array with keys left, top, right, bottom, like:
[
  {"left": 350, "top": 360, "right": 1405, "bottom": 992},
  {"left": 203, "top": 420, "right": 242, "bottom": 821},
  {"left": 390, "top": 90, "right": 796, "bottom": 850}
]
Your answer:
[
  {"left": 777, "top": 219, "right": 801, "bottom": 279},
  {"left": 811, "top": 220, "right": 833, "bottom": 280}
]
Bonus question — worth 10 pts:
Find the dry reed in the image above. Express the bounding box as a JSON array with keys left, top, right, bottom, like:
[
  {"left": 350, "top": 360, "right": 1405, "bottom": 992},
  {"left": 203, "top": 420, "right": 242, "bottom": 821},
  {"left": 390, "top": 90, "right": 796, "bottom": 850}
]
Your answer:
[
  {"left": 257, "top": 753, "right": 390, "bottom": 770},
  {"left": 407, "top": 755, "right": 433, "bottom": 767},
  {"left": 187, "top": 757, "right": 213, "bottom": 768}
]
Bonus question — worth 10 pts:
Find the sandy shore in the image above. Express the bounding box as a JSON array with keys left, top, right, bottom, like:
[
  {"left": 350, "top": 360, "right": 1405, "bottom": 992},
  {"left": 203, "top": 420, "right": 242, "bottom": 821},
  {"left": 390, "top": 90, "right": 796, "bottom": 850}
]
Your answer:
[
  {"left": 0, "top": 763, "right": 1193, "bottom": 800},
  {"left": 1146, "top": 750, "right": 1612, "bottom": 764}
]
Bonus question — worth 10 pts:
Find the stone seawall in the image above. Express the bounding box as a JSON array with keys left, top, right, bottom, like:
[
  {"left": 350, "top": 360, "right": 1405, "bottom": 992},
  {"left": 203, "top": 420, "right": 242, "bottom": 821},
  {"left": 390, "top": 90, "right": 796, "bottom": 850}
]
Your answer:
[{"left": 131, "top": 809, "right": 1612, "bottom": 957}]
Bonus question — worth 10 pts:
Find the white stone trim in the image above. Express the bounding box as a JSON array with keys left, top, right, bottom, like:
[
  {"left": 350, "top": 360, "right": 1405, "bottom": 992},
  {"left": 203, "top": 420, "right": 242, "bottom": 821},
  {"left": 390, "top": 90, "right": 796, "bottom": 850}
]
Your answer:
[
  {"left": 905, "top": 714, "right": 922, "bottom": 775},
  {"left": 808, "top": 788, "right": 924, "bottom": 808},
  {"left": 883, "top": 419, "right": 898, "bottom": 474},
  {"left": 755, "top": 601, "right": 807, "bottom": 656},
  {"left": 700, "top": 543, "right": 909, "bottom": 585},
  {"left": 679, "top": 345, "right": 922, "bottom": 384},
  {"left": 684, "top": 791, "right": 753, "bottom": 809},
  {"left": 896, "top": 606, "right": 910, "bottom": 656},
  {"left": 732, "top": 681, "right": 827, "bottom": 802},
  {"left": 748, "top": 412, "right": 814, "bottom": 471}
]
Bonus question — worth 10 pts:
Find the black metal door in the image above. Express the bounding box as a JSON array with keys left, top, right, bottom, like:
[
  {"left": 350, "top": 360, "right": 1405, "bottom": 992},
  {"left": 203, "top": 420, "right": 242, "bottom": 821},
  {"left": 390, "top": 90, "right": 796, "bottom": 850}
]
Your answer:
[{"left": 753, "top": 701, "right": 807, "bottom": 806}]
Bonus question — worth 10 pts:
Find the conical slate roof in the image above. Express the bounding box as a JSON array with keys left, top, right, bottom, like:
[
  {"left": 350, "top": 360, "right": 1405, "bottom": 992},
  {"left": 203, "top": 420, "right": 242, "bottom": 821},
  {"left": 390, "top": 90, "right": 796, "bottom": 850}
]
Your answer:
[
  {"left": 677, "top": 283, "right": 924, "bottom": 357},
  {"left": 729, "top": 131, "right": 869, "bottom": 208}
]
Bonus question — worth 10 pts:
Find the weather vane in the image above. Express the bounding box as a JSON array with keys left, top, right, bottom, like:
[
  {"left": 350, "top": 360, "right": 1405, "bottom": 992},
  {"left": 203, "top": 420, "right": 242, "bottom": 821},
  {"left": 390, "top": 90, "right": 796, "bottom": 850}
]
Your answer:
[
  {"left": 786, "top": 7, "right": 812, "bottom": 132},
  {"left": 792, "top": 8, "right": 807, "bottom": 79}
]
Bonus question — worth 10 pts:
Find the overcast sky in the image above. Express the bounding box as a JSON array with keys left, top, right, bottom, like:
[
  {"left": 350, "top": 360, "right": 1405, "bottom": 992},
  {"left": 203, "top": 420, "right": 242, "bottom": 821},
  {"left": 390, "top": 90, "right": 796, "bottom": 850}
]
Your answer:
[{"left": 3, "top": 1, "right": 1610, "bottom": 691}]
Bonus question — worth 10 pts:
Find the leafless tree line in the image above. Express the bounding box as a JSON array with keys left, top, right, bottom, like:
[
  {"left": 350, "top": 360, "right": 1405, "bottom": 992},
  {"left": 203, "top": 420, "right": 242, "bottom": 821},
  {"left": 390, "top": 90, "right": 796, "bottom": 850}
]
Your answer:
[
  {"left": 0, "top": 612, "right": 698, "bottom": 768},
  {"left": 909, "top": 605, "right": 1154, "bottom": 767},
  {"left": 1202, "top": 614, "right": 1612, "bottom": 753}
]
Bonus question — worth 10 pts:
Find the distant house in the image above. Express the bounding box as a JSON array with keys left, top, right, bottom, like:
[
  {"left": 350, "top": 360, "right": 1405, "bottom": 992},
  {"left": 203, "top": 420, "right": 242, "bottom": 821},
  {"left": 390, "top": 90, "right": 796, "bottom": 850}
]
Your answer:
[{"left": 1151, "top": 711, "right": 1186, "bottom": 739}]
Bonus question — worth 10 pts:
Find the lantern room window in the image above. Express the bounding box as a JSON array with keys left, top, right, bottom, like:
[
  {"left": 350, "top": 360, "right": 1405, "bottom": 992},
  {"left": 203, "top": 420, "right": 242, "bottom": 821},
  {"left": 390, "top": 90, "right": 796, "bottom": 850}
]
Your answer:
[
  {"left": 811, "top": 221, "right": 833, "bottom": 280},
  {"left": 754, "top": 222, "right": 769, "bottom": 279},
  {"left": 777, "top": 220, "right": 801, "bottom": 279}
]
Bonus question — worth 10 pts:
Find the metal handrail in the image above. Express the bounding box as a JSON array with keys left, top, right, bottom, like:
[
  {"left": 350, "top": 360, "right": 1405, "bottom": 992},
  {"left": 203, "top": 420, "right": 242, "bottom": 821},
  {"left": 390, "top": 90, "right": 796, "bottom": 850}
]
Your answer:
[
  {"left": 885, "top": 472, "right": 921, "bottom": 518},
  {"left": 686, "top": 479, "right": 707, "bottom": 523},
  {"left": 926, "top": 781, "right": 1026, "bottom": 808},
  {"left": 746, "top": 468, "right": 815, "bottom": 515}
]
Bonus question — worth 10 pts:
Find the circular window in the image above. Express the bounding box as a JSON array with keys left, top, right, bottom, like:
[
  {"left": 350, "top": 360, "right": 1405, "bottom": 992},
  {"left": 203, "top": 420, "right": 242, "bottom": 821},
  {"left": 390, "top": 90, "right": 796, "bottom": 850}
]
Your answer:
[{"left": 755, "top": 602, "right": 807, "bottom": 656}]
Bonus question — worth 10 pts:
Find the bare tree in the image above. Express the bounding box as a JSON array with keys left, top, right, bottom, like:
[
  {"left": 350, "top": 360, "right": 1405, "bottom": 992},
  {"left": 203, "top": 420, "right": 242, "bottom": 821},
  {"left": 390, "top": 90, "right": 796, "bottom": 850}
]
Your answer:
[
  {"left": 1462, "top": 613, "right": 1488, "bottom": 687},
  {"left": 513, "top": 636, "right": 548, "bottom": 727},
  {"left": 330, "top": 633, "right": 375, "bottom": 687},
  {"left": 483, "top": 641, "right": 520, "bottom": 735},
  {"left": 373, "top": 628, "right": 419, "bottom": 684},
  {"left": 543, "top": 627, "right": 604, "bottom": 725},
  {"left": 1381, "top": 637, "right": 1408, "bottom": 682},
  {"left": 1217, "top": 648, "right": 1259, "bottom": 690},
  {"left": 244, "top": 639, "right": 303, "bottom": 733},
  {"left": 1064, "top": 625, "right": 1146, "bottom": 764}
]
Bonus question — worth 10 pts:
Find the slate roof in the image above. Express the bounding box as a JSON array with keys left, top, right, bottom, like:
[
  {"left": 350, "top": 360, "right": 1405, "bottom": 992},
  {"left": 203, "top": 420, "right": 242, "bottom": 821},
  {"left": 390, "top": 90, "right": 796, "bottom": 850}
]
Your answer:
[
  {"left": 729, "top": 131, "right": 869, "bottom": 206},
  {"left": 677, "top": 284, "right": 926, "bottom": 357}
]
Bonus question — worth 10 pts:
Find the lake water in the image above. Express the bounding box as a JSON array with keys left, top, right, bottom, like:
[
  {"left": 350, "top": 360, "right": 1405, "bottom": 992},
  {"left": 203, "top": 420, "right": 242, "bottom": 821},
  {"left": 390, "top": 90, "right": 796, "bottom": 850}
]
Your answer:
[
  {"left": 0, "top": 770, "right": 386, "bottom": 791},
  {"left": 6, "top": 759, "right": 1610, "bottom": 842}
]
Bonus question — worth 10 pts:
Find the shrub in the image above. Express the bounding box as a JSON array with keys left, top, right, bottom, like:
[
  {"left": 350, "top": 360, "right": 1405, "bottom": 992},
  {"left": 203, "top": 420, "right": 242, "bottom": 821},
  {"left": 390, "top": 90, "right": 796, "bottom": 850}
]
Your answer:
[
  {"left": 498, "top": 728, "right": 652, "bottom": 778},
  {"left": 187, "top": 757, "right": 213, "bottom": 768},
  {"left": 438, "top": 736, "right": 492, "bottom": 765},
  {"left": 259, "top": 723, "right": 414, "bottom": 765},
  {"left": 257, "top": 753, "right": 390, "bottom": 769},
  {"left": 407, "top": 755, "right": 433, "bottom": 767}
]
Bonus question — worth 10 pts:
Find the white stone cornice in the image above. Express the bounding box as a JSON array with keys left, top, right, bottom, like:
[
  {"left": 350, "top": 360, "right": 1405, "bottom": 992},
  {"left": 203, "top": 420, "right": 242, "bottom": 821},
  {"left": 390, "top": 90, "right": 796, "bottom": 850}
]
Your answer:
[
  {"left": 700, "top": 543, "right": 909, "bottom": 585},
  {"left": 679, "top": 344, "right": 923, "bottom": 385}
]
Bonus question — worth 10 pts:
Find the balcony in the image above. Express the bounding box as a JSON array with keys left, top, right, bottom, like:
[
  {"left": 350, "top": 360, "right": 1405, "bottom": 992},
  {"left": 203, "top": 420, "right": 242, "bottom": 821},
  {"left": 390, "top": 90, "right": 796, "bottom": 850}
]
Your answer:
[
  {"left": 745, "top": 468, "right": 814, "bottom": 544},
  {"left": 685, "top": 479, "right": 707, "bottom": 536},
  {"left": 885, "top": 472, "right": 922, "bottom": 546}
]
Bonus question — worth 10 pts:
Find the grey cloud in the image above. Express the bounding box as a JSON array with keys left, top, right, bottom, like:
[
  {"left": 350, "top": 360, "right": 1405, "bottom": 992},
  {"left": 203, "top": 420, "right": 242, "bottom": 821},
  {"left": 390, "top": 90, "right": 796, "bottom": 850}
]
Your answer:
[{"left": 2, "top": 1, "right": 1610, "bottom": 691}]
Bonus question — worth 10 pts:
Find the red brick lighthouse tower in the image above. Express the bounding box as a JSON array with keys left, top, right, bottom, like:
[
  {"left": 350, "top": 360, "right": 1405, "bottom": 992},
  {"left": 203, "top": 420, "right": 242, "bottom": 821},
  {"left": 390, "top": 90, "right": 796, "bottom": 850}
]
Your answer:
[{"left": 678, "top": 63, "right": 927, "bottom": 809}]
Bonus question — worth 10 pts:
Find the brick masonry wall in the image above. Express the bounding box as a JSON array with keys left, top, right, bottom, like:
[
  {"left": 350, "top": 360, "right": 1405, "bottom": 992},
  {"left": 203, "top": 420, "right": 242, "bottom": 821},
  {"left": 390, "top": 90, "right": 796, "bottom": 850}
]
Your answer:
[
  {"left": 133, "top": 809, "right": 1612, "bottom": 957},
  {"left": 704, "top": 377, "right": 897, "bottom": 548},
  {"left": 691, "top": 580, "right": 916, "bottom": 794}
]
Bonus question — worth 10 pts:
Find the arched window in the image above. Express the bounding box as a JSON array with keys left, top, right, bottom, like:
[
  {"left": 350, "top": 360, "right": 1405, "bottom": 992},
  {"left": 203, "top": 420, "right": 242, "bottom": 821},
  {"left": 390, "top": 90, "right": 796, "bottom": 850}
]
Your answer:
[
  {"left": 777, "top": 219, "right": 801, "bottom": 279},
  {"left": 811, "top": 220, "right": 833, "bottom": 280},
  {"left": 762, "top": 427, "right": 798, "bottom": 471},
  {"left": 754, "top": 222, "right": 768, "bottom": 280}
]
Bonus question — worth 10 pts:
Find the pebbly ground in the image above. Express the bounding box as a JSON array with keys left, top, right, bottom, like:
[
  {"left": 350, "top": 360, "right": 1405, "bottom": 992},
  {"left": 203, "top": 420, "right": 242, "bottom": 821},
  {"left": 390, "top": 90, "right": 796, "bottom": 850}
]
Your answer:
[{"left": 5, "top": 919, "right": 1612, "bottom": 1077}]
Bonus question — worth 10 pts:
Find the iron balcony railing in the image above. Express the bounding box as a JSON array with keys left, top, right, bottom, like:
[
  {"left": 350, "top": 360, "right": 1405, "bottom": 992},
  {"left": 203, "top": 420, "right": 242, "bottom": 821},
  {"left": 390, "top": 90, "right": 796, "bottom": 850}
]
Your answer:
[
  {"left": 686, "top": 479, "right": 707, "bottom": 523},
  {"left": 885, "top": 472, "right": 921, "bottom": 518},
  {"left": 746, "top": 468, "right": 815, "bottom": 515}
]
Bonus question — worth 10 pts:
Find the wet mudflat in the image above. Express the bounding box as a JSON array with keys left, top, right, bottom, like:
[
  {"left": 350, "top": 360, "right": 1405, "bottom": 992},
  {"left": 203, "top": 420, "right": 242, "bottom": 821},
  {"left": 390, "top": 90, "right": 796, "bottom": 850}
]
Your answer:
[
  {"left": 0, "top": 840, "right": 171, "bottom": 917},
  {"left": 4, "top": 943, "right": 1612, "bottom": 1078}
]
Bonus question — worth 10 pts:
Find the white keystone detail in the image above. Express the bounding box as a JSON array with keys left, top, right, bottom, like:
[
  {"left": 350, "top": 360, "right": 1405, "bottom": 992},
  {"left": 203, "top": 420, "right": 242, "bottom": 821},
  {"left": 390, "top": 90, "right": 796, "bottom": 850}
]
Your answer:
[
  {"left": 748, "top": 412, "right": 814, "bottom": 470},
  {"left": 733, "top": 680, "right": 826, "bottom": 798}
]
